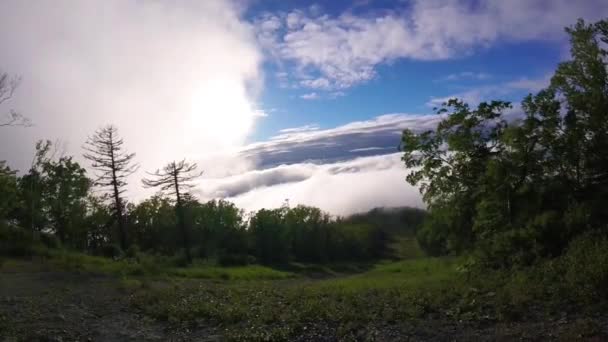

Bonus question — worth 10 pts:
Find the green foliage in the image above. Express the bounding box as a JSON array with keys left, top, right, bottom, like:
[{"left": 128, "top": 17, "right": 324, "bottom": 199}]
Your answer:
[
  {"left": 0, "top": 224, "right": 36, "bottom": 257},
  {"left": 560, "top": 230, "right": 608, "bottom": 301},
  {"left": 0, "top": 161, "right": 18, "bottom": 221},
  {"left": 402, "top": 19, "right": 608, "bottom": 267}
]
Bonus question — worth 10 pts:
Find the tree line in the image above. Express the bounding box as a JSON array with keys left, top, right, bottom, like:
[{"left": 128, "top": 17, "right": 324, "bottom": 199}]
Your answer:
[
  {"left": 1, "top": 125, "right": 422, "bottom": 265},
  {"left": 401, "top": 19, "right": 608, "bottom": 268}
]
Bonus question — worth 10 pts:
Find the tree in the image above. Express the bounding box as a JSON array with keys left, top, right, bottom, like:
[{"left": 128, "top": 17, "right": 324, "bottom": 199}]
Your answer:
[
  {"left": 142, "top": 159, "right": 203, "bottom": 264},
  {"left": 42, "top": 156, "right": 90, "bottom": 246},
  {"left": 128, "top": 195, "right": 177, "bottom": 254},
  {"left": 0, "top": 161, "right": 18, "bottom": 222},
  {"left": 249, "top": 207, "right": 290, "bottom": 264},
  {"left": 17, "top": 140, "right": 54, "bottom": 235},
  {"left": 401, "top": 99, "right": 512, "bottom": 253},
  {"left": 0, "top": 71, "right": 30, "bottom": 127},
  {"left": 400, "top": 19, "right": 608, "bottom": 267},
  {"left": 84, "top": 125, "right": 138, "bottom": 250}
]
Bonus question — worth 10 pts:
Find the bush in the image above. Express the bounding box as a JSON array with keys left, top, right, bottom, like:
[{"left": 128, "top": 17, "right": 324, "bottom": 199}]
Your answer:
[
  {"left": 97, "top": 244, "right": 123, "bottom": 259},
  {"left": 0, "top": 224, "right": 38, "bottom": 257},
  {"left": 170, "top": 251, "right": 190, "bottom": 267},
  {"left": 217, "top": 253, "right": 253, "bottom": 266},
  {"left": 474, "top": 229, "right": 539, "bottom": 269},
  {"left": 39, "top": 232, "right": 61, "bottom": 249},
  {"left": 561, "top": 230, "right": 608, "bottom": 301},
  {"left": 125, "top": 244, "right": 141, "bottom": 259}
]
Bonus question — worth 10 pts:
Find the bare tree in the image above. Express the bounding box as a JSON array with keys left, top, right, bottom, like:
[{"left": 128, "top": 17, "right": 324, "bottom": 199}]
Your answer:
[
  {"left": 0, "top": 71, "right": 30, "bottom": 127},
  {"left": 84, "top": 125, "right": 138, "bottom": 250},
  {"left": 142, "top": 159, "right": 203, "bottom": 264}
]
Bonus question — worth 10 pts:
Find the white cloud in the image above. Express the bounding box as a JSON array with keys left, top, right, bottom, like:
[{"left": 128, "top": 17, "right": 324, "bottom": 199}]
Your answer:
[
  {"left": 199, "top": 153, "right": 424, "bottom": 215},
  {"left": 300, "top": 78, "right": 331, "bottom": 89},
  {"left": 426, "top": 74, "right": 553, "bottom": 107},
  {"left": 279, "top": 124, "right": 320, "bottom": 134},
  {"left": 506, "top": 74, "right": 553, "bottom": 92},
  {"left": 0, "top": 0, "right": 264, "bottom": 201},
  {"left": 300, "top": 92, "right": 320, "bottom": 100},
  {"left": 438, "top": 71, "right": 491, "bottom": 82},
  {"left": 255, "top": 0, "right": 608, "bottom": 90}
]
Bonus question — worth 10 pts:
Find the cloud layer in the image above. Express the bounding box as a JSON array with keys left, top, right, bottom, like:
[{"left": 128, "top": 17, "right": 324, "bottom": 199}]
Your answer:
[
  {"left": 200, "top": 153, "right": 424, "bottom": 216},
  {"left": 194, "top": 113, "right": 447, "bottom": 214},
  {"left": 241, "top": 113, "right": 442, "bottom": 168}
]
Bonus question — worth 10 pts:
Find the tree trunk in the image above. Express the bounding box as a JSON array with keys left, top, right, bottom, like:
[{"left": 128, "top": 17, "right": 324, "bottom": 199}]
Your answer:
[
  {"left": 109, "top": 135, "right": 127, "bottom": 250},
  {"left": 173, "top": 167, "right": 192, "bottom": 264}
]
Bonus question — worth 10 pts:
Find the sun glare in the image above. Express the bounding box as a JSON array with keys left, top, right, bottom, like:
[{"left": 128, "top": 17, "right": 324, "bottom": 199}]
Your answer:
[{"left": 186, "top": 78, "right": 256, "bottom": 149}]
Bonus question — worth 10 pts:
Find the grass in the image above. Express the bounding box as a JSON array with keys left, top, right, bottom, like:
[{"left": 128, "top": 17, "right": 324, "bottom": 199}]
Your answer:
[
  {"left": 168, "top": 264, "right": 295, "bottom": 280},
  {"left": 0, "top": 249, "right": 295, "bottom": 281},
  {"left": 128, "top": 257, "right": 467, "bottom": 340},
  {"left": 313, "top": 257, "right": 459, "bottom": 292},
  {"left": 125, "top": 252, "right": 608, "bottom": 340}
]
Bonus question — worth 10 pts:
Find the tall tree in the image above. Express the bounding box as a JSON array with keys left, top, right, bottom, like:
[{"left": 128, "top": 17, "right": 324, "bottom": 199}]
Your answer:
[
  {"left": 142, "top": 159, "right": 203, "bottom": 263},
  {"left": 84, "top": 125, "right": 138, "bottom": 250}
]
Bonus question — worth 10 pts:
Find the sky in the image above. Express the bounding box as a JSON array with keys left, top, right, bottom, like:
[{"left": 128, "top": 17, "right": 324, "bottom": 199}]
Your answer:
[{"left": 1, "top": 0, "right": 607, "bottom": 215}]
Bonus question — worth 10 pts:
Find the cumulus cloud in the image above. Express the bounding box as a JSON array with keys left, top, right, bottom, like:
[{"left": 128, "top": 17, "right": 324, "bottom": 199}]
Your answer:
[
  {"left": 199, "top": 153, "right": 424, "bottom": 215},
  {"left": 0, "top": 0, "right": 263, "bottom": 200},
  {"left": 255, "top": 0, "right": 607, "bottom": 90}
]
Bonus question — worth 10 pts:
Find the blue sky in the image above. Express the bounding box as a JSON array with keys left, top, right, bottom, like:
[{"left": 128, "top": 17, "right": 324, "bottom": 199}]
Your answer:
[
  {"left": 247, "top": 0, "right": 575, "bottom": 143},
  {"left": 1, "top": 0, "right": 606, "bottom": 214}
]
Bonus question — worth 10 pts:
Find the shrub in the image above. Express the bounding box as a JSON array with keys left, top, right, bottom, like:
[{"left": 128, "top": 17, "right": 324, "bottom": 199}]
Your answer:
[
  {"left": 97, "top": 244, "right": 123, "bottom": 259},
  {"left": 125, "top": 244, "right": 141, "bottom": 259},
  {"left": 561, "top": 230, "right": 608, "bottom": 301},
  {"left": 39, "top": 232, "right": 61, "bottom": 249},
  {"left": 474, "top": 229, "right": 539, "bottom": 269},
  {"left": 217, "top": 253, "right": 252, "bottom": 266},
  {"left": 170, "top": 251, "right": 190, "bottom": 267},
  {"left": 0, "top": 224, "right": 38, "bottom": 257}
]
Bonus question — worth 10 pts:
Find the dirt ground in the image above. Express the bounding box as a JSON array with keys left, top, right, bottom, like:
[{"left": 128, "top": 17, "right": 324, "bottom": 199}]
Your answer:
[
  {"left": 0, "top": 261, "right": 223, "bottom": 342},
  {"left": 1, "top": 261, "right": 607, "bottom": 342}
]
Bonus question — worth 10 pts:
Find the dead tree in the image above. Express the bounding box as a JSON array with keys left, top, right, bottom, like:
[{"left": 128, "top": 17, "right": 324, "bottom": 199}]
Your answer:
[
  {"left": 84, "top": 125, "right": 138, "bottom": 250},
  {"left": 0, "top": 71, "right": 30, "bottom": 127},
  {"left": 142, "top": 160, "right": 203, "bottom": 264}
]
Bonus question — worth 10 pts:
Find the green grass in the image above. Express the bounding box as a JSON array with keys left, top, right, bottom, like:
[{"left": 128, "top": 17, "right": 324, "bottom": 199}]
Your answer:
[
  {"left": 128, "top": 257, "right": 467, "bottom": 340},
  {"left": 389, "top": 235, "right": 425, "bottom": 259},
  {"left": 3, "top": 249, "right": 296, "bottom": 281},
  {"left": 168, "top": 264, "right": 295, "bottom": 280},
  {"left": 309, "top": 257, "right": 459, "bottom": 292}
]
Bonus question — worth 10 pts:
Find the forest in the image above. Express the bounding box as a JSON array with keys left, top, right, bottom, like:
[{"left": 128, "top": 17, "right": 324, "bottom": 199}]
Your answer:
[{"left": 1, "top": 18, "right": 608, "bottom": 341}]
